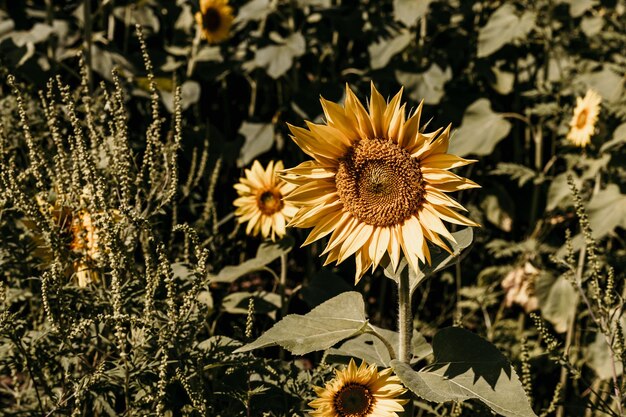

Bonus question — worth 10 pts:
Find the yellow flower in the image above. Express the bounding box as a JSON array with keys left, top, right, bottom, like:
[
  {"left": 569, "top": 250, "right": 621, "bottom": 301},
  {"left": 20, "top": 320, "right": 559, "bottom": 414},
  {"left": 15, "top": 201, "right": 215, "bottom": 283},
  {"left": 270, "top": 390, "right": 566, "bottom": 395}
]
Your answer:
[
  {"left": 195, "top": 0, "right": 234, "bottom": 44},
  {"left": 233, "top": 160, "right": 297, "bottom": 241},
  {"left": 567, "top": 89, "right": 601, "bottom": 148},
  {"left": 282, "top": 83, "right": 479, "bottom": 282},
  {"left": 309, "top": 359, "right": 407, "bottom": 417},
  {"left": 29, "top": 194, "right": 118, "bottom": 287}
]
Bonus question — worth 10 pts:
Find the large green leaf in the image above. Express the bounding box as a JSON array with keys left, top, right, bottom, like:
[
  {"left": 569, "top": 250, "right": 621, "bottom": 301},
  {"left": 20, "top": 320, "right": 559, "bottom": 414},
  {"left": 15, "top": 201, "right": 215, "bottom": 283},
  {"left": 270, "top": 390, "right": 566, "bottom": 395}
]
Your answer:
[
  {"left": 449, "top": 99, "right": 512, "bottom": 157},
  {"left": 237, "top": 122, "right": 274, "bottom": 167},
  {"left": 600, "top": 123, "right": 626, "bottom": 153},
  {"left": 391, "top": 327, "right": 537, "bottom": 417},
  {"left": 477, "top": 5, "right": 536, "bottom": 58},
  {"left": 586, "top": 315, "right": 625, "bottom": 380},
  {"left": 326, "top": 325, "right": 432, "bottom": 367},
  {"left": 234, "top": 292, "right": 368, "bottom": 355},
  {"left": 369, "top": 30, "right": 412, "bottom": 70},
  {"left": 587, "top": 184, "right": 626, "bottom": 239},
  {"left": 392, "top": 0, "right": 433, "bottom": 27},
  {"left": 535, "top": 273, "right": 577, "bottom": 334},
  {"left": 221, "top": 291, "right": 282, "bottom": 318},
  {"left": 209, "top": 237, "right": 294, "bottom": 283},
  {"left": 396, "top": 65, "right": 452, "bottom": 105},
  {"left": 576, "top": 67, "right": 624, "bottom": 103},
  {"left": 253, "top": 32, "right": 305, "bottom": 79}
]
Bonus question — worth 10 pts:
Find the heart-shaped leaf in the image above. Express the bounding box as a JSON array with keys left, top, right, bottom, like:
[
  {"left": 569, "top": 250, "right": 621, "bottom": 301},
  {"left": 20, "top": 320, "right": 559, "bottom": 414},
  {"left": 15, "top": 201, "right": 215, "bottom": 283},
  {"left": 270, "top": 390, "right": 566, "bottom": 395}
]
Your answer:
[{"left": 234, "top": 292, "right": 368, "bottom": 355}]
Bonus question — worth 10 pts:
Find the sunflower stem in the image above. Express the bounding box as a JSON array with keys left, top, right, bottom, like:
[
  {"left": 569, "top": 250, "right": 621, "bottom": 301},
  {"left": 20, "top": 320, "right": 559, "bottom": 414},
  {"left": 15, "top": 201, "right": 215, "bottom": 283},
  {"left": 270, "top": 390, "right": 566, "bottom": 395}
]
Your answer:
[
  {"left": 398, "top": 269, "right": 414, "bottom": 416},
  {"left": 365, "top": 325, "right": 396, "bottom": 361},
  {"left": 398, "top": 269, "right": 412, "bottom": 363}
]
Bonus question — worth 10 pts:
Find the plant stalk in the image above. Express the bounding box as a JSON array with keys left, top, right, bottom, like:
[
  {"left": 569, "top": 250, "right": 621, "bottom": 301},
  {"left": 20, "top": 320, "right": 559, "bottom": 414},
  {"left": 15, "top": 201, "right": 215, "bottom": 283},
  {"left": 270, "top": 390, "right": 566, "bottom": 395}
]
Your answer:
[
  {"left": 398, "top": 270, "right": 414, "bottom": 416},
  {"left": 398, "top": 271, "right": 412, "bottom": 363}
]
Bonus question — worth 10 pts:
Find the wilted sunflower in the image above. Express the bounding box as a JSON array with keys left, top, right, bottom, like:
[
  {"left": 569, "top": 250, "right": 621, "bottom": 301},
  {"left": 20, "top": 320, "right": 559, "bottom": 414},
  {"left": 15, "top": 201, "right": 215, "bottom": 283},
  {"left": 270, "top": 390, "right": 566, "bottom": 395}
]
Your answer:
[
  {"left": 282, "top": 83, "right": 479, "bottom": 282},
  {"left": 233, "top": 160, "right": 297, "bottom": 241},
  {"left": 309, "top": 359, "right": 407, "bottom": 417},
  {"left": 69, "top": 210, "right": 102, "bottom": 287},
  {"left": 28, "top": 194, "right": 110, "bottom": 287},
  {"left": 567, "top": 89, "right": 601, "bottom": 148},
  {"left": 195, "top": 0, "right": 234, "bottom": 44}
]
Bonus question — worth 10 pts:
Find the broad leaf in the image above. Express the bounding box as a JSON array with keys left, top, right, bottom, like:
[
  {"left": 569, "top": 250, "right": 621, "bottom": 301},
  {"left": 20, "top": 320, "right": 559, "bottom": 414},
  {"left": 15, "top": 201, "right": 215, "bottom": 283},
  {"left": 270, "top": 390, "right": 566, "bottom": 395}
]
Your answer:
[
  {"left": 254, "top": 32, "right": 305, "bottom": 79},
  {"left": 237, "top": 122, "right": 274, "bottom": 167},
  {"left": 209, "top": 236, "right": 294, "bottom": 283},
  {"left": 535, "top": 273, "right": 577, "bottom": 334},
  {"left": 600, "top": 123, "right": 626, "bottom": 153},
  {"left": 478, "top": 5, "right": 535, "bottom": 57},
  {"left": 396, "top": 65, "right": 452, "bottom": 105},
  {"left": 587, "top": 184, "right": 626, "bottom": 239},
  {"left": 586, "top": 314, "right": 625, "bottom": 380},
  {"left": 326, "top": 325, "right": 432, "bottom": 367},
  {"left": 546, "top": 172, "right": 581, "bottom": 211},
  {"left": 369, "top": 30, "right": 412, "bottom": 70},
  {"left": 237, "top": 0, "right": 273, "bottom": 23},
  {"left": 392, "top": 327, "right": 537, "bottom": 417},
  {"left": 449, "top": 99, "right": 512, "bottom": 157},
  {"left": 576, "top": 67, "right": 624, "bottom": 103},
  {"left": 393, "top": 0, "right": 433, "bottom": 27},
  {"left": 234, "top": 292, "right": 368, "bottom": 355},
  {"left": 221, "top": 291, "right": 281, "bottom": 318}
]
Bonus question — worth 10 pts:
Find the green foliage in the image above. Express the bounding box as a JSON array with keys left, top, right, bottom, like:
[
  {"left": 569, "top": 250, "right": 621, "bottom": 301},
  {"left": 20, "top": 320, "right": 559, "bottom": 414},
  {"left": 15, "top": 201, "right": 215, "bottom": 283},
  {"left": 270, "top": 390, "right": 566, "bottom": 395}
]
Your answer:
[
  {"left": 392, "top": 328, "right": 536, "bottom": 417},
  {"left": 0, "top": 0, "right": 625, "bottom": 415}
]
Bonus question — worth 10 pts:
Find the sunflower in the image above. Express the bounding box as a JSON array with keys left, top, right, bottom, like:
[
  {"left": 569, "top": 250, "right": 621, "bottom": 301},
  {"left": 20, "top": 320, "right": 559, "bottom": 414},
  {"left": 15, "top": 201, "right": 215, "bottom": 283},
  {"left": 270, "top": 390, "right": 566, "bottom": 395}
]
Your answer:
[
  {"left": 233, "top": 160, "right": 297, "bottom": 241},
  {"left": 28, "top": 194, "right": 118, "bottom": 287},
  {"left": 309, "top": 359, "right": 407, "bottom": 417},
  {"left": 567, "top": 89, "right": 601, "bottom": 148},
  {"left": 282, "top": 83, "right": 479, "bottom": 282},
  {"left": 195, "top": 0, "right": 234, "bottom": 44}
]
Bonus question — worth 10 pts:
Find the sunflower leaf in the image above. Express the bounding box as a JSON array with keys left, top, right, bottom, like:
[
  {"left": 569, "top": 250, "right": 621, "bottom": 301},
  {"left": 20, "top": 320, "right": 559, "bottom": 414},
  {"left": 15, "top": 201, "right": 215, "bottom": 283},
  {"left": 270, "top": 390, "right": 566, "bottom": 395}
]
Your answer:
[
  {"left": 391, "top": 327, "right": 537, "bottom": 417},
  {"left": 234, "top": 291, "right": 368, "bottom": 355},
  {"left": 326, "top": 325, "right": 432, "bottom": 367},
  {"left": 209, "top": 236, "right": 293, "bottom": 283},
  {"left": 449, "top": 99, "right": 512, "bottom": 157}
]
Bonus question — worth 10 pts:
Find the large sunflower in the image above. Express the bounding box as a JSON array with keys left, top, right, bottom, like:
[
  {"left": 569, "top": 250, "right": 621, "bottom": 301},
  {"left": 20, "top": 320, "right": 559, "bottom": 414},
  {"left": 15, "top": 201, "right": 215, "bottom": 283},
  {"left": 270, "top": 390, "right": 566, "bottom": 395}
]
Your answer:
[
  {"left": 195, "top": 0, "right": 234, "bottom": 44},
  {"left": 309, "top": 359, "right": 407, "bottom": 417},
  {"left": 234, "top": 160, "right": 297, "bottom": 241},
  {"left": 567, "top": 89, "right": 601, "bottom": 148},
  {"left": 282, "top": 83, "right": 479, "bottom": 282}
]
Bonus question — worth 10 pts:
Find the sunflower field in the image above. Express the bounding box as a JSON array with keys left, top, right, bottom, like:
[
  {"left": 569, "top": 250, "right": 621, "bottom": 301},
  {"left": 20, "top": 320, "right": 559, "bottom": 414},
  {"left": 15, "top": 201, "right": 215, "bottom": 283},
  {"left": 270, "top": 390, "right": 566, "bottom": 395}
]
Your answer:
[{"left": 0, "top": 0, "right": 625, "bottom": 416}]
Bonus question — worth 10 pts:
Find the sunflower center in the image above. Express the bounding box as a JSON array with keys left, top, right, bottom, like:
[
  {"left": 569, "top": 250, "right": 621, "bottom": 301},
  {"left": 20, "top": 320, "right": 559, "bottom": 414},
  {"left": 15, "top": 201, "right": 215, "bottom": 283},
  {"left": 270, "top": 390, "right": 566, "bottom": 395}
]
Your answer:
[
  {"left": 333, "top": 383, "right": 375, "bottom": 417},
  {"left": 335, "top": 137, "right": 425, "bottom": 227},
  {"left": 576, "top": 109, "right": 588, "bottom": 129},
  {"left": 202, "top": 7, "right": 222, "bottom": 32},
  {"left": 256, "top": 189, "right": 283, "bottom": 216}
]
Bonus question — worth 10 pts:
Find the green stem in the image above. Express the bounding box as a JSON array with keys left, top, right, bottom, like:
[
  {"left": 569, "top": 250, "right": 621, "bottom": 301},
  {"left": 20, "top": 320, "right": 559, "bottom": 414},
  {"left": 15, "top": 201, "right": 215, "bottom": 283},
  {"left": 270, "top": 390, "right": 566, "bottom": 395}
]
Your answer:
[
  {"left": 365, "top": 325, "right": 396, "bottom": 361},
  {"left": 398, "top": 271, "right": 414, "bottom": 416},
  {"left": 279, "top": 253, "right": 288, "bottom": 319},
  {"left": 83, "top": 0, "right": 93, "bottom": 90},
  {"left": 398, "top": 271, "right": 412, "bottom": 363}
]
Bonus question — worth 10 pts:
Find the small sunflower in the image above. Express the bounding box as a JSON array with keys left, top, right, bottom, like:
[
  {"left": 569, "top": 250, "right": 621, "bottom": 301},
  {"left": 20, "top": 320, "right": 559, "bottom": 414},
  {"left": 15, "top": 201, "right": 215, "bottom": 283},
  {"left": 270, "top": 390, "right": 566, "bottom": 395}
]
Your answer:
[
  {"left": 28, "top": 194, "right": 116, "bottom": 287},
  {"left": 309, "top": 359, "right": 407, "bottom": 417},
  {"left": 195, "top": 0, "right": 234, "bottom": 44},
  {"left": 567, "top": 89, "right": 602, "bottom": 148},
  {"left": 282, "top": 83, "right": 479, "bottom": 282},
  {"left": 233, "top": 160, "right": 297, "bottom": 241}
]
